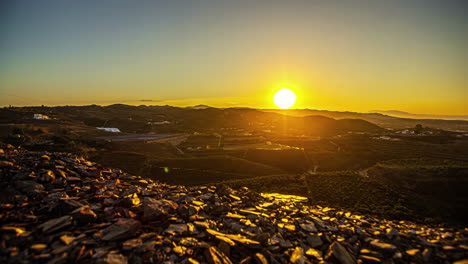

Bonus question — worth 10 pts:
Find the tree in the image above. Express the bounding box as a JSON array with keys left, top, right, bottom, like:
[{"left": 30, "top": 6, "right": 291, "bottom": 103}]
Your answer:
[{"left": 414, "top": 124, "right": 423, "bottom": 134}]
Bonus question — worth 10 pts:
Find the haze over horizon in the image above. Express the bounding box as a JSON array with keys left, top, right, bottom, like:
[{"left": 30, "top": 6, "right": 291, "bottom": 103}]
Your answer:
[{"left": 1, "top": 0, "right": 467, "bottom": 115}]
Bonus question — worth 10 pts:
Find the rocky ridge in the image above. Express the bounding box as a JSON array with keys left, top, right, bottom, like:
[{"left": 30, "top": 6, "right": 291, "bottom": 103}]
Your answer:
[{"left": 0, "top": 144, "right": 467, "bottom": 264}]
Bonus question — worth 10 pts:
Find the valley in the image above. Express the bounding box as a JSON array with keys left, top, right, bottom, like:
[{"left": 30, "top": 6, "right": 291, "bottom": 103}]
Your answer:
[{"left": 1, "top": 105, "right": 467, "bottom": 226}]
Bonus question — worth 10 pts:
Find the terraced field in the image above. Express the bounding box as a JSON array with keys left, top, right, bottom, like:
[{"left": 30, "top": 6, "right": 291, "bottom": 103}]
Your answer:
[{"left": 326, "top": 136, "right": 468, "bottom": 168}]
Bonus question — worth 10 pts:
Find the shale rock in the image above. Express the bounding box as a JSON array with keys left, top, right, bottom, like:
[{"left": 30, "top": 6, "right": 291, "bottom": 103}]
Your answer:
[{"left": 0, "top": 146, "right": 467, "bottom": 263}]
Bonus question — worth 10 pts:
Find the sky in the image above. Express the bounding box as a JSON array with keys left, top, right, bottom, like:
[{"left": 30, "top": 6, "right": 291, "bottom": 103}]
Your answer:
[{"left": 1, "top": 0, "right": 467, "bottom": 114}]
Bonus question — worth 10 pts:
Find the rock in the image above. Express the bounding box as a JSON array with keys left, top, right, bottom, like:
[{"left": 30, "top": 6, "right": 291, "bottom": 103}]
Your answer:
[
  {"left": 305, "top": 248, "right": 323, "bottom": 261},
  {"left": 385, "top": 228, "right": 399, "bottom": 238},
  {"left": 143, "top": 198, "right": 178, "bottom": 221},
  {"left": 71, "top": 206, "right": 97, "bottom": 224},
  {"left": 325, "top": 242, "right": 357, "bottom": 264},
  {"left": 359, "top": 255, "right": 382, "bottom": 263},
  {"left": 30, "top": 244, "right": 47, "bottom": 252},
  {"left": 14, "top": 180, "right": 45, "bottom": 195},
  {"left": 369, "top": 240, "right": 397, "bottom": 253},
  {"left": 55, "top": 169, "right": 67, "bottom": 179},
  {"left": 46, "top": 191, "right": 69, "bottom": 202},
  {"left": 207, "top": 204, "right": 229, "bottom": 216},
  {"left": 102, "top": 218, "right": 141, "bottom": 241},
  {"left": 205, "top": 246, "right": 233, "bottom": 264},
  {"left": 405, "top": 248, "right": 420, "bottom": 256},
  {"left": 0, "top": 226, "right": 27, "bottom": 236},
  {"left": 122, "top": 238, "right": 143, "bottom": 251},
  {"left": 187, "top": 258, "right": 201, "bottom": 264},
  {"left": 299, "top": 221, "right": 317, "bottom": 232},
  {"left": 254, "top": 253, "right": 268, "bottom": 264},
  {"left": 180, "top": 237, "right": 200, "bottom": 247},
  {"left": 217, "top": 241, "right": 231, "bottom": 257},
  {"left": 165, "top": 224, "right": 188, "bottom": 235},
  {"left": 422, "top": 248, "right": 431, "bottom": 262},
  {"left": 177, "top": 204, "right": 198, "bottom": 218},
  {"left": 100, "top": 253, "right": 128, "bottom": 264},
  {"left": 38, "top": 216, "right": 72, "bottom": 234},
  {"left": 359, "top": 249, "right": 383, "bottom": 259},
  {"left": 216, "top": 185, "right": 234, "bottom": 197},
  {"left": 0, "top": 146, "right": 466, "bottom": 264},
  {"left": 306, "top": 234, "right": 323, "bottom": 248},
  {"left": 290, "top": 247, "right": 305, "bottom": 264},
  {"left": 252, "top": 233, "right": 270, "bottom": 244},
  {"left": 206, "top": 229, "right": 260, "bottom": 245},
  {"left": 200, "top": 193, "right": 213, "bottom": 201},
  {"left": 13, "top": 171, "right": 35, "bottom": 181},
  {"left": 0, "top": 160, "right": 14, "bottom": 167},
  {"left": 38, "top": 170, "right": 55, "bottom": 182},
  {"left": 280, "top": 239, "right": 293, "bottom": 248},
  {"left": 193, "top": 221, "right": 211, "bottom": 230},
  {"left": 173, "top": 245, "right": 189, "bottom": 256},
  {"left": 66, "top": 176, "right": 82, "bottom": 184},
  {"left": 60, "top": 235, "right": 75, "bottom": 245}
]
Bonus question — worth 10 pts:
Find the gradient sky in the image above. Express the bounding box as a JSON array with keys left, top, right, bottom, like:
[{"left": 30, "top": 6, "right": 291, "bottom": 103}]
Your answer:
[{"left": 1, "top": 0, "right": 467, "bottom": 114}]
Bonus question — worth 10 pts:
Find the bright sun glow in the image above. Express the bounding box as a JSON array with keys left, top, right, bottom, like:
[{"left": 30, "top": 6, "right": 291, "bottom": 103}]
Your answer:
[{"left": 274, "top": 88, "right": 296, "bottom": 109}]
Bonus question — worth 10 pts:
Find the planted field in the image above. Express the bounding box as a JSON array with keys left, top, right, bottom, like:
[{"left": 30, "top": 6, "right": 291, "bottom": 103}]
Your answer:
[
  {"left": 150, "top": 167, "right": 259, "bottom": 185},
  {"left": 243, "top": 148, "right": 309, "bottom": 172},
  {"left": 304, "top": 171, "right": 423, "bottom": 222},
  {"left": 152, "top": 155, "right": 286, "bottom": 176},
  {"left": 89, "top": 151, "right": 149, "bottom": 175}
]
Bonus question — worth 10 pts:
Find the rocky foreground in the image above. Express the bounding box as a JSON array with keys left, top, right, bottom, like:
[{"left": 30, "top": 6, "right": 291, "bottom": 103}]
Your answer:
[{"left": 0, "top": 145, "right": 467, "bottom": 264}]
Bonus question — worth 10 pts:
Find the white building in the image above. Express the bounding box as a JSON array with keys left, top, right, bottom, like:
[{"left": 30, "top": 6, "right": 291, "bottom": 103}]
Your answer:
[
  {"left": 33, "top": 114, "right": 49, "bottom": 120},
  {"left": 96, "top": 127, "right": 121, "bottom": 133}
]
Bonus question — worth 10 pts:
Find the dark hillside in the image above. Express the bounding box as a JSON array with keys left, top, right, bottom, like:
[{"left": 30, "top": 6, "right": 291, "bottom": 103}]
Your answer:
[
  {"left": 263, "top": 109, "right": 468, "bottom": 130},
  {"left": 3, "top": 106, "right": 383, "bottom": 135}
]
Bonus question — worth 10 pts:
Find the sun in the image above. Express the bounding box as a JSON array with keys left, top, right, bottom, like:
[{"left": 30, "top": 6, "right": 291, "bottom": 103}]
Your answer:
[{"left": 274, "top": 88, "right": 296, "bottom": 109}]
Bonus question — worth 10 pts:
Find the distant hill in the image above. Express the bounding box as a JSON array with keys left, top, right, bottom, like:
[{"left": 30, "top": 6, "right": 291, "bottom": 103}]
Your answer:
[
  {"left": 371, "top": 110, "right": 468, "bottom": 121},
  {"left": 7, "top": 104, "right": 468, "bottom": 132},
  {"left": 1, "top": 105, "right": 382, "bottom": 135},
  {"left": 262, "top": 109, "right": 468, "bottom": 130},
  {"left": 185, "top": 104, "right": 212, "bottom": 110},
  {"left": 4, "top": 105, "right": 468, "bottom": 131},
  {"left": 176, "top": 108, "right": 382, "bottom": 135}
]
